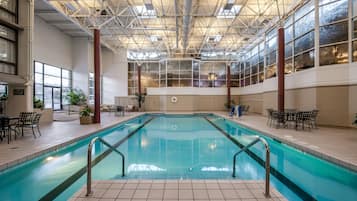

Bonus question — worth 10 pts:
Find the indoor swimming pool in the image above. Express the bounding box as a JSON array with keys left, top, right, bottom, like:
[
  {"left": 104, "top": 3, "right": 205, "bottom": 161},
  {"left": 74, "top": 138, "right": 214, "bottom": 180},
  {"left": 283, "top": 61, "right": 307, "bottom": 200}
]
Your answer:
[{"left": 0, "top": 114, "right": 356, "bottom": 201}]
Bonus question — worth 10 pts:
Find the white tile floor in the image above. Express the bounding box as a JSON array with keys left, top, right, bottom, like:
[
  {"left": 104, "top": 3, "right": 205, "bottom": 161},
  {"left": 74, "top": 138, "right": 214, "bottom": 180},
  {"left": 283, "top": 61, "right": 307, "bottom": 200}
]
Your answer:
[{"left": 70, "top": 180, "right": 286, "bottom": 201}]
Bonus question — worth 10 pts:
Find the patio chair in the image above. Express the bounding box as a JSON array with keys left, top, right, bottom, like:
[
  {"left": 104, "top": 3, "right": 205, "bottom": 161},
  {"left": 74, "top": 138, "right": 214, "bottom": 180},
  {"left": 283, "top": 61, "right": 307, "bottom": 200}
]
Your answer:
[
  {"left": 0, "top": 117, "right": 11, "bottom": 144},
  {"left": 16, "top": 112, "right": 37, "bottom": 138},
  {"left": 296, "top": 111, "right": 313, "bottom": 130},
  {"left": 311, "top": 110, "right": 319, "bottom": 129},
  {"left": 270, "top": 111, "right": 285, "bottom": 128},
  {"left": 266, "top": 108, "right": 274, "bottom": 126},
  {"left": 32, "top": 113, "right": 42, "bottom": 137}
]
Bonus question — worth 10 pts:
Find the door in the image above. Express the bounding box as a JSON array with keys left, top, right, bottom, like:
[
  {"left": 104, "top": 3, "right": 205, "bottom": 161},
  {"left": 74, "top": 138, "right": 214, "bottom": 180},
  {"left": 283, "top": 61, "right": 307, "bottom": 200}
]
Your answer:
[{"left": 44, "top": 87, "right": 61, "bottom": 110}]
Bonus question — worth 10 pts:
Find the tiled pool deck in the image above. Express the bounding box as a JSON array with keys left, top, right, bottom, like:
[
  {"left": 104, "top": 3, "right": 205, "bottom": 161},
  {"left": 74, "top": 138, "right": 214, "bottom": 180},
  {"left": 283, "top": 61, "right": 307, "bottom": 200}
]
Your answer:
[
  {"left": 0, "top": 111, "right": 356, "bottom": 172},
  {"left": 0, "top": 112, "right": 144, "bottom": 171},
  {"left": 70, "top": 180, "right": 286, "bottom": 201},
  {"left": 213, "top": 112, "right": 357, "bottom": 172}
]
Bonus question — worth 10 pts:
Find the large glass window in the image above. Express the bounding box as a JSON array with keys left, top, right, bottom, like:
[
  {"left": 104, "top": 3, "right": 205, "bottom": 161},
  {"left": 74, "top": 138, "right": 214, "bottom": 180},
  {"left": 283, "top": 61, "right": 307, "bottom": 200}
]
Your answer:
[
  {"left": 319, "top": 0, "right": 348, "bottom": 65},
  {"left": 88, "top": 73, "right": 103, "bottom": 104},
  {"left": 265, "top": 28, "right": 277, "bottom": 78},
  {"left": 34, "top": 61, "right": 72, "bottom": 110},
  {"left": 352, "top": 0, "right": 357, "bottom": 62},
  {"left": 294, "top": 0, "right": 315, "bottom": 71},
  {"left": 0, "top": 0, "right": 17, "bottom": 75},
  {"left": 230, "top": 62, "right": 240, "bottom": 87},
  {"left": 285, "top": 15, "right": 294, "bottom": 74}
]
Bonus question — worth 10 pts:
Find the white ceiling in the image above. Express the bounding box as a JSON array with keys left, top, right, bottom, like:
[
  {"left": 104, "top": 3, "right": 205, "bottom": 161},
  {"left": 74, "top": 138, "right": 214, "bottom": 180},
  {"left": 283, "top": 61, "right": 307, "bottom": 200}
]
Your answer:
[{"left": 35, "top": 0, "right": 300, "bottom": 59}]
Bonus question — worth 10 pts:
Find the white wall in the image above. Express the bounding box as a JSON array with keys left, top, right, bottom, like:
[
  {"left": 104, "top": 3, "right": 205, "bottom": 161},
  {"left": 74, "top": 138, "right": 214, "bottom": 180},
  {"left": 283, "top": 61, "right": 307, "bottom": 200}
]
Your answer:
[
  {"left": 72, "top": 38, "right": 90, "bottom": 95},
  {"left": 32, "top": 16, "right": 72, "bottom": 69},
  {"left": 102, "top": 48, "right": 128, "bottom": 104}
]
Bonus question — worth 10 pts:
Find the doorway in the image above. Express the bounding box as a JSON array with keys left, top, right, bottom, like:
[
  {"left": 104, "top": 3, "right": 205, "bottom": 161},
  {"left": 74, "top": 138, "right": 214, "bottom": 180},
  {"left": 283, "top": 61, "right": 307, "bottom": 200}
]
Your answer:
[{"left": 44, "top": 87, "right": 61, "bottom": 110}]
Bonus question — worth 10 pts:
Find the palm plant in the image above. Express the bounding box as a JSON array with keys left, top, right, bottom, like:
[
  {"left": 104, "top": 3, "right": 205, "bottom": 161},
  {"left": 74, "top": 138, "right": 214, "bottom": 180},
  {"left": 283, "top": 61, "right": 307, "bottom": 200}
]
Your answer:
[{"left": 66, "top": 89, "right": 87, "bottom": 105}]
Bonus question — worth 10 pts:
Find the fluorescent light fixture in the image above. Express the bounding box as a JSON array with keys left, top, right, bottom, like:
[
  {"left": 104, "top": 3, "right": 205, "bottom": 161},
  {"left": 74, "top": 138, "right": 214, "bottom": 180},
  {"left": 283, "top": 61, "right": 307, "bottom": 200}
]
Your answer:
[
  {"left": 216, "top": 5, "right": 242, "bottom": 18},
  {"left": 149, "top": 35, "right": 162, "bottom": 42},
  {"left": 207, "top": 35, "right": 222, "bottom": 43},
  {"left": 134, "top": 5, "right": 157, "bottom": 18}
]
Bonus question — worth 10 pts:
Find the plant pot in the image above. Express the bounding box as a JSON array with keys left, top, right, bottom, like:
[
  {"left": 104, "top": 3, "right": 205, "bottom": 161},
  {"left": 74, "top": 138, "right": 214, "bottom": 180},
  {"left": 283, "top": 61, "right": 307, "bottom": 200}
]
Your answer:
[{"left": 80, "top": 116, "right": 93, "bottom": 125}]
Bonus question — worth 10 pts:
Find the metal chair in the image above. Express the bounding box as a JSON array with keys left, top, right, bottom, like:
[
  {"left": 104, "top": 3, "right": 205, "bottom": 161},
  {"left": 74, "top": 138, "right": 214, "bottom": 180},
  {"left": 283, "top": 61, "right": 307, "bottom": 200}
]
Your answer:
[
  {"left": 32, "top": 113, "right": 42, "bottom": 137},
  {"left": 266, "top": 108, "right": 274, "bottom": 126},
  {"left": 311, "top": 110, "right": 319, "bottom": 129},
  {"left": 16, "top": 112, "right": 37, "bottom": 138},
  {"left": 296, "top": 111, "right": 313, "bottom": 131},
  {"left": 0, "top": 117, "right": 11, "bottom": 144}
]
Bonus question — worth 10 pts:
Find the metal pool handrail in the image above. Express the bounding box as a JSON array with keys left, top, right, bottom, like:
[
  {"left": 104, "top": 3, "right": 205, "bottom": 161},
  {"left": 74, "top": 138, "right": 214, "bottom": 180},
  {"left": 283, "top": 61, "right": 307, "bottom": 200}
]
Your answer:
[
  {"left": 86, "top": 137, "right": 125, "bottom": 196},
  {"left": 232, "top": 135, "right": 270, "bottom": 198}
]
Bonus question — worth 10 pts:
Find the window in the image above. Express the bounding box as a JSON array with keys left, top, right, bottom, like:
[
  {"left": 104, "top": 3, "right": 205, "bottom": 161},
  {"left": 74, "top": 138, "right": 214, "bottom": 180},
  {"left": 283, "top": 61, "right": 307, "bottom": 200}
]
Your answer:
[
  {"left": 352, "top": 0, "right": 357, "bottom": 61},
  {"left": 88, "top": 73, "right": 103, "bottom": 104},
  {"left": 0, "top": 84, "right": 7, "bottom": 97},
  {"left": 319, "top": 0, "right": 348, "bottom": 65},
  {"left": 34, "top": 61, "right": 72, "bottom": 110},
  {"left": 0, "top": 0, "right": 17, "bottom": 75},
  {"left": 127, "top": 62, "right": 159, "bottom": 95},
  {"left": 294, "top": 0, "right": 315, "bottom": 71},
  {"left": 230, "top": 62, "right": 240, "bottom": 87},
  {"left": 284, "top": 10, "right": 294, "bottom": 73},
  {"left": 265, "top": 28, "right": 277, "bottom": 78}
]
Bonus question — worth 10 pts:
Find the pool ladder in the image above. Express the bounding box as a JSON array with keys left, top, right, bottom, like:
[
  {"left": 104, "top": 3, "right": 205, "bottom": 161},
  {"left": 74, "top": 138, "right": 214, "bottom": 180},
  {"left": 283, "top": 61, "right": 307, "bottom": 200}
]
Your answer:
[
  {"left": 232, "top": 136, "right": 271, "bottom": 198},
  {"left": 86, "top": 137, "right": 125, "bottom": 196}
]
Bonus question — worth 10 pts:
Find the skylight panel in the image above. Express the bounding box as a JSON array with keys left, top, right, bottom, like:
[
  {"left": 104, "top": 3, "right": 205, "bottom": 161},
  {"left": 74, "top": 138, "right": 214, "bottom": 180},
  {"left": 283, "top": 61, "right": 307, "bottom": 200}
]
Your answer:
[
  {"left": 216, "top": 5, "right": 242, "bottom": 19},
  {"left": 134, "top": 5, "right": 157, "bottom": 19}
]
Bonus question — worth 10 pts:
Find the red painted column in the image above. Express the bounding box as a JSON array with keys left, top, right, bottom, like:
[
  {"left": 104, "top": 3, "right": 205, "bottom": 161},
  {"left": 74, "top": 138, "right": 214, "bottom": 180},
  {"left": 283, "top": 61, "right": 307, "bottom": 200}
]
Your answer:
[
  {"left": 94, "top": 29, "right": 101, "bottom": 123},
  {"left": 137, "top": 64, "right": 142, "bottom": 108},
  {"left": 227, "top": 65, "right": 231, "bottom": 106},
  {"left": 137, "top": 64, "right": 142, "bottom": 95},
  {"left": 277, "top": 27, "right": 285, "bottom": 112}
]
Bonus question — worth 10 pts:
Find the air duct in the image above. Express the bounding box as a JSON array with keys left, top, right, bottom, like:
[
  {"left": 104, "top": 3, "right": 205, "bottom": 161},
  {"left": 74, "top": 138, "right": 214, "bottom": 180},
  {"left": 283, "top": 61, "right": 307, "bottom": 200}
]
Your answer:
[{"left": 182, "top": 0, "right": 193, "bottom": 51}]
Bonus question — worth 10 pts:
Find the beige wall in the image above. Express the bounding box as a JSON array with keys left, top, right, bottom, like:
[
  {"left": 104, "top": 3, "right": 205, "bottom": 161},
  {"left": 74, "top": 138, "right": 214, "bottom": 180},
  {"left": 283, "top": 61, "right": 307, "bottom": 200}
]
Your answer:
[
  {"left": 144, "top": 95, "right": 239, "bottom": 112},
  {"left": 239, "top": 93, "right": 263, "bottom": 114},
  {"left": 238, "top": 85, "right": 356, "bottom": 127}
]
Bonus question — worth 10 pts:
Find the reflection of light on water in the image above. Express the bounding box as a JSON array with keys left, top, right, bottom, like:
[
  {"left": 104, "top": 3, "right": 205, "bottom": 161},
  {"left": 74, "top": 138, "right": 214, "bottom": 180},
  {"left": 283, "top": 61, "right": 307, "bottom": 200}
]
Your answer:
[
  {"left": 46, "top": 156, "right": 54, "bottom": 161},
  {"left": 127, "top": 164, "right": 166, "bottom": 173},
  {"left": 208, "top": 141, "right": 217, "bottom": 150},
  {"left": 141, "top": 138, "right": 148, "bottom": 147},
  {"left": 201, "top": 166, "right": 229, "bottom": 172}
]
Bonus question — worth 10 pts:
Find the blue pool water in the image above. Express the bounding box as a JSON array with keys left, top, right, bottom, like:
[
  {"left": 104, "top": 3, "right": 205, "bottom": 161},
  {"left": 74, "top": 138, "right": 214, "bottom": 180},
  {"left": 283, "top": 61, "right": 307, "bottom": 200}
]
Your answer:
[{"left": 0, "top": 114, "right": 356, "bottom": 201}]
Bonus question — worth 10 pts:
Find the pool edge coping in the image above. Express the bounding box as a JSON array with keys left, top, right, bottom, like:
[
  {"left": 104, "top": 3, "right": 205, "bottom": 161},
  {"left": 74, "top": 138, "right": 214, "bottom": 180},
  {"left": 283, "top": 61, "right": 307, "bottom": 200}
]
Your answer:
[
  {"left": 0, "top": 113, "right": 145, "bottom": 172},
  {"left": 213, "top": 112, "right": 357, "bottom": 173}
]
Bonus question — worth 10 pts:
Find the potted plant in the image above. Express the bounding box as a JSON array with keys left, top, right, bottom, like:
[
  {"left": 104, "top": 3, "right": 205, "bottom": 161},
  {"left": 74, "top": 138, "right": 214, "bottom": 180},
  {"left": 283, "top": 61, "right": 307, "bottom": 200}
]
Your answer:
[
  {"left": 353, "top": 113, "right": 357, "bottom": 126},
  {"left": 66, "top": 89, "right": 87, "bottom": 114},
  {"left": 134, "top": 92, "right": 146, "bottom": 111},
  {"left": 79, "top": 105, "right": 93, "bottom": 124},
  {"left": 224, "top": 99, "right": 236, "bottom": 110},
  {"left": 33, "top": 97, "right": 44, "bottom": 109}
]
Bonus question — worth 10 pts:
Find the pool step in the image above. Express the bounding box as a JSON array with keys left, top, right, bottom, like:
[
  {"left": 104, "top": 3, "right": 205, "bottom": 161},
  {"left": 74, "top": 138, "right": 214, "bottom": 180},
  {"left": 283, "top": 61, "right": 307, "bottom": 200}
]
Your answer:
[{"left": 70, "top": 179, "right": 287, "bottom": 201}]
